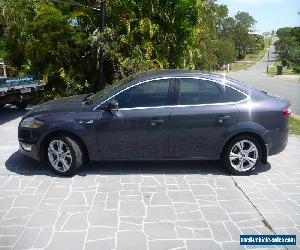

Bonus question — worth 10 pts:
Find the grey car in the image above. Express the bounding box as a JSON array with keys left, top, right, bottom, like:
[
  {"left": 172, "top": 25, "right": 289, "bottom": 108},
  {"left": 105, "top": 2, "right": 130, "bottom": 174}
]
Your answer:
[{"left": 18, "top": 70, "right": 290, "bottom": 176}]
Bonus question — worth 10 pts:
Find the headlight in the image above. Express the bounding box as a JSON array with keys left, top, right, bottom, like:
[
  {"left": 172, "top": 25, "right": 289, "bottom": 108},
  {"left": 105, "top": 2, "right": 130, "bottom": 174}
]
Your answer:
[{"left": 20, "top": 117, "right": 45, "bottom": 128}]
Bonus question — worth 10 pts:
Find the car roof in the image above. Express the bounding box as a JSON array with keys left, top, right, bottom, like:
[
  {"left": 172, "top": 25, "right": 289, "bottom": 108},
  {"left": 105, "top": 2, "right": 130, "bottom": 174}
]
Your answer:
[
  {"left": 132, "top": 70, "right": 261, "bottom": 95},
  {"left": 128, "top": 70, "right": 252, "bottom": 87},
  {"left": 92, "top": 70, "right": 263, "bottom": 108},
  {"left": 130, "top": 69, "right": 223, "bottom": 81}
]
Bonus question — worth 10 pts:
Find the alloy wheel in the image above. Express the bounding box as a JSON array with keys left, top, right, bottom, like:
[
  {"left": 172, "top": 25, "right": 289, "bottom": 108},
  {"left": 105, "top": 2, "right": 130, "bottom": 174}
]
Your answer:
[
  {"left": 229, "top": 139, "right": 258, "bottom": 172},
  {"left": 48, "top": 140, "right": 72, "bottom": 172}
]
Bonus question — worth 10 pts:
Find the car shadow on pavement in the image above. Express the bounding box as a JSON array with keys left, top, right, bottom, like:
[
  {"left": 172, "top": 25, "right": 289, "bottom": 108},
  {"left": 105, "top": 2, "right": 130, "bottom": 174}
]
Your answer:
[
  {"left": 5, "top": 151, "right": 272, "bottom": 177},
  {"left": 0, "top": 106, "right": 27, "bottom": 125}
]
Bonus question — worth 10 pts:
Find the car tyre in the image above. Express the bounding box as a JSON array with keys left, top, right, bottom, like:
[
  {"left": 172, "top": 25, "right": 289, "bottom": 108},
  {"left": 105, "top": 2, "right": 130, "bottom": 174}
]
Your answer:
[
  {"left": 222, "top": 135, "right": 262, "bottom": 175},
  {"left": 16, "top": 102, "right": 27, "bottom": 109},
  {"left": 46, "top": 135, "right": 83, "bottom": 176}
]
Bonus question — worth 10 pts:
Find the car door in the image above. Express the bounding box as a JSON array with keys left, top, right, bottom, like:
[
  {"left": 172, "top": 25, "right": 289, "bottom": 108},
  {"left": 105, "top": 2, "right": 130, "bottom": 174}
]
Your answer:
[
  {"left": 168, "top": 77, "right": 243, "bottom": 159},
  {"left": 96, "top": 78, "right": 175, "bottom": 159}
]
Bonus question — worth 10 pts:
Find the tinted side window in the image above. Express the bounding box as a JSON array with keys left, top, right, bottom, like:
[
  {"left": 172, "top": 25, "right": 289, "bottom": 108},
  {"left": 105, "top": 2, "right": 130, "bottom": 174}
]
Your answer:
[
  {"left": 114, "top": 79, "right": 170, "bottom": 108},
  {"left": 223, "top": 86, "right": 247, "bottom": 102},
  {"left": 179, "top": 79, "right": 224, "bottom": 105}
]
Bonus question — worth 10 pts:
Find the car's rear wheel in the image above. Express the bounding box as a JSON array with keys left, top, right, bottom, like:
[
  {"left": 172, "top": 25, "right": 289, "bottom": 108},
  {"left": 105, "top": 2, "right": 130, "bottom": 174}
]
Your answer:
[
  {"left": 46, "top": 136, "right": 83, "bottom": 176},
  {"left": 222, "top": 135, "right": 262, "bottom": 175}
]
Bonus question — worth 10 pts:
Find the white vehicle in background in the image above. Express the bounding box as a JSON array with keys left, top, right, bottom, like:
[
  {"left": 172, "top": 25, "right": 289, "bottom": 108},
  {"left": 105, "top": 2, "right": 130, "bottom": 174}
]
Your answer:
[{"left": 0, "top": 59, "right": 45, "bottom": 109}]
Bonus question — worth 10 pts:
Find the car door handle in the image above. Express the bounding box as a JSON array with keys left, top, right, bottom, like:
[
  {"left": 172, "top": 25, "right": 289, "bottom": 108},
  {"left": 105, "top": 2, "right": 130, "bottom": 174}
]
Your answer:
[
  {"left": 150, "top": 119, "right": 164, "bottom": 126},
  {"left": 77, "top": 119, "right": 94, "bottom": 124},
  {"left": 217, "top": 115, "right": 231, "bottom": 124}
]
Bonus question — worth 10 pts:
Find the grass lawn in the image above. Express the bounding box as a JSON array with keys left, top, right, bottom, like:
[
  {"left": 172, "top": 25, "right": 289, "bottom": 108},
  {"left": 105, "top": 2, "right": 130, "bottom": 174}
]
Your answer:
[
  {"left": 231, "top": 38, "right": 271, "bottom": 72},
  {"left": 289, "top": 115, "right": 300, "bottom": 135},
  {"left": 267, "top": 59, "right": 299, "bottom": 76},
  {"left": 231, "top": 61, "right": 257, "bottom": 71},
  {"left": 231, "top": 50, "right": 265, "bottom": 71}
]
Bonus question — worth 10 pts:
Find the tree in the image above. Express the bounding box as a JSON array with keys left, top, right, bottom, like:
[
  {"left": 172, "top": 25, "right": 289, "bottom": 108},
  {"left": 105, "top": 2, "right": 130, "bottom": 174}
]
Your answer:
[
  {"left": 232, "top": 12, "right": 256, "bottom": 58},
  {"left": 0, "top": 0, "right": 260, "bottom": 101},
  {"left": 276, "top": 27, "right": 300, "bottom": 72},
  {"left": 235, "top": 11, "right": 256, "bottom": 31},
  {"left": 216, "top": 39, "right": 236, "bottom": 66},
  {"left": 1, "top": 0, "right": 97, "bottom": 95}
]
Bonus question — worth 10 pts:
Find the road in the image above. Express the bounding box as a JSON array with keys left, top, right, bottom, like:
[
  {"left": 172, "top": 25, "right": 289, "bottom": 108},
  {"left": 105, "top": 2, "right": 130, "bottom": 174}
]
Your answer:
[
  {"left": 0, "top": 106, "right": 300, "bottom": 249},
  {"left": 227, "top": 42, "right": 300, "bottom": 115}
]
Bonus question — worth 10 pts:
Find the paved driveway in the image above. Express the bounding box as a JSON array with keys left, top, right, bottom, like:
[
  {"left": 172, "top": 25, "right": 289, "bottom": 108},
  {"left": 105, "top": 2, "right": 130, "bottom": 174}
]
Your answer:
[
  {"left": 228, "top": 42, "right": 300, "bottom": 115},
  {"left": 0, "top": 107, "right": 300, "bottom": 250}
]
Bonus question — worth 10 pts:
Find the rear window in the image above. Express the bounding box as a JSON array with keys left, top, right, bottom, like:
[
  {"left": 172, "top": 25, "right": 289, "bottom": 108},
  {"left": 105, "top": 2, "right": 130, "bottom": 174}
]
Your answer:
[
  {"left": 179, "top": 79, "right": 224, "bottom": 105},
  {"left": 178, "top": 78, "right": 247, "bottom": 105},
  {"left": 222, "top": 86, "right": 247, "bottom": 102}
]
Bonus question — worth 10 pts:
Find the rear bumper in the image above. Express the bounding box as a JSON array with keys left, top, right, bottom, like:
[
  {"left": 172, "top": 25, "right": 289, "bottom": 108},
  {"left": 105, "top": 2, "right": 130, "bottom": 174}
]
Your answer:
[
  {"left": 264, "top": 128, "right": 289, "bottom": 156},
  {"left": 268, "top": 141, "right": 288, "bottom": 156}
]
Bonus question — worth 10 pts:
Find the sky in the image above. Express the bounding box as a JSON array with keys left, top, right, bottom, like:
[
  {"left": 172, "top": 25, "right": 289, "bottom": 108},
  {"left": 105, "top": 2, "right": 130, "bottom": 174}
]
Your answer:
[{"left": 217, "top": 0, "right": 300, "bottom": 32}]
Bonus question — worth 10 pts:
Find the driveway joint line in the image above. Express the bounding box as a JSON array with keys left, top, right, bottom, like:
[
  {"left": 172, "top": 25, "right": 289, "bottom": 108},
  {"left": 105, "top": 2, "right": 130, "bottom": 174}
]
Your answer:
[
  {"left": 231, "top": 176, "right": 290, "bottom": 250},
  {"left": 231, "top": 177, "right": 274, "bottom": 231}
]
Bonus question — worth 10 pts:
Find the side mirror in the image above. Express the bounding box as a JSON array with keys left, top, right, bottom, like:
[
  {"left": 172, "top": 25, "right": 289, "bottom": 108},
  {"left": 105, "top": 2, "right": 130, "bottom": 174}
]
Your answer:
[{"left": 100, "top": 99, "right": 119, "bottom": 112}]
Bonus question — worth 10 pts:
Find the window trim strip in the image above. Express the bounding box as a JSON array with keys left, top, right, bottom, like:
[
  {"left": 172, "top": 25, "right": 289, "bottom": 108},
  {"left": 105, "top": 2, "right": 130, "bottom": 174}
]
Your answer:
[{"left": 93, "top": 76, "right": 249, "bottom": 111}]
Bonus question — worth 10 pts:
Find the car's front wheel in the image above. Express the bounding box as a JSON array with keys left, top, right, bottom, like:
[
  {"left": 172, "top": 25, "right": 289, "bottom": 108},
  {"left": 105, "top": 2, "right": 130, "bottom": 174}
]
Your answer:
[
  {"left": 46, "top": 136, "right": 83, "bottom": 176},
  {"left": 16, "top": 102, "right": 27, "bottom": 110},
  {"left": 222, "top": 135, "right": 262, "bottom": 175}
]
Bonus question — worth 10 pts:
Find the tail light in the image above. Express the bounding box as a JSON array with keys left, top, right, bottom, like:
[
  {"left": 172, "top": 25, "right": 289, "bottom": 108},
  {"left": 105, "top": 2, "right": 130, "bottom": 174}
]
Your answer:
[
  {"left": 0, "top": 91, "right": 5, "bottom": 97},
  {"left": 36, "top": 85, "right": 44, "bottom": 91},
  {"left": 283, "top": 103, "right": 291, "bottom": 117}
]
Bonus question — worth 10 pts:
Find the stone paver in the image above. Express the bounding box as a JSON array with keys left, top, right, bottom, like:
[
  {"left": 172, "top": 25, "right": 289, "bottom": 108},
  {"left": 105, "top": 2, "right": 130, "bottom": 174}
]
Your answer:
[
  {"left": 45, "top": 231, "right": 86, "bottom": 250},
  {"left": 117, "top": 231, "right": 147, "bottom": 250},
  {"left": 144, "top": 222, "right": 177, "bottom": 240},
  {"left": 0, "top": 108, "right": 299, "bottom": 249}
]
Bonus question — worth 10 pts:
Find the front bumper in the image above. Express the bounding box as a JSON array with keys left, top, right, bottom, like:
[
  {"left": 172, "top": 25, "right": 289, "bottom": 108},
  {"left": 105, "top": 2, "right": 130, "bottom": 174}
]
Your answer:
[
  {"left": 18, "top": 140, "right": 40, "bottom": 161},
  {"left": 18, "top": 124, "right": 42, "bottom": 161}
]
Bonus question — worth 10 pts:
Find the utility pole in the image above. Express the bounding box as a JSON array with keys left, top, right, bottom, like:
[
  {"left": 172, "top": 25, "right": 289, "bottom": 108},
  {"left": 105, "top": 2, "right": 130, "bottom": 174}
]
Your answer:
[
  {"left": 266, "top": 36, "right": 272, "bottom": 74},
  {"left": 50, "top": 0, "right": 105, "bottom": 91},
  {"left": 97, "top": 0, "right": 106, "bottom": 91},
  {"left": 267, "top": 47, "right": 270, "bottom": 74}
]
